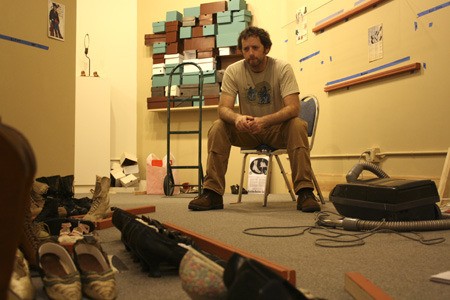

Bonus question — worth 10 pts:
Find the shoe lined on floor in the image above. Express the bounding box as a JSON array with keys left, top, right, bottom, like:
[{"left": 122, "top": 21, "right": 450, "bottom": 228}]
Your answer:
[
  {"left": 179, "top": 247, "right": 226, "bottom": 300},
  {"left": 83, "top": 176, "right": 111, "bottom": 222},
  {"left": 73, "top": 237, "right": 117, "bottom": 300},
  {"left": 296, "top": 189, "right": 321, "bottom": 212},
  {"left": 188, "top": 189, "right": 224, "bottom": 211},
  {"left": 43, "top": 217, "right": 95, "bottom": 237},
  {"left": 224, "top": 253, "right": 309, "bottom": 300},
  {"left": 38, "top": 242, "right": 82, "bottom": 300},
  {"left": 8, "top": 249, "right": 35, "bottom": 300},
  {"left": 58, "top": 222, "right": 92, "bottom": 245}
]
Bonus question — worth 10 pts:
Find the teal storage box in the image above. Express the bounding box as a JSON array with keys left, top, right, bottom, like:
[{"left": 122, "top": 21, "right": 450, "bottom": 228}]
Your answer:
[
  {"left": 217, "top": 11, "right": 232, "bottom": 24},
  {"left": 216, "top": 33, "right": 239, "bottom": 47},
  {"left": 233, "top": 9, "right": 252, "bottom": 22},
  {"left": 153, "top": 42, "right": 166, "bottom": 54},
  {"left": 217, "top": 22, "right": 248, "bottom": 35},
  {"left": 203, "top": 24, "right": 217, "bottom": 36},
  {"left": 152, "top": 74, "right": 181, "bottom": 87},
  {"left": 180, "top": 27, "right": 192, "bottom": 39},
  {"left": 183, "top": 70, "right": 217, "bottom": 85},
  {"left": 166, "top": 10, "right": 183, "bottom": 22},
  {"left": 152, "top": 21, "right": 166, "bottom": 33},
  {"left": 229, "top": 0, "right": 247, "bottom": 11},
  {"left": 184, "top": 6, "right": 201, "bottom": 17},
  {"left": 165, "top": 63, "right": 183, "bottom": 75},
  {"left": 152, "top": 74, "right": 168, "bottom": 87}
]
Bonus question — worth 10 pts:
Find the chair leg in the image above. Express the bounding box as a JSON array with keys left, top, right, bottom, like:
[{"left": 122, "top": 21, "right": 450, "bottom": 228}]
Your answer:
[
  {"left": 237, "top": 153, "right": 249, "bottom": 203},
  {"left": 274, "top": 155, "right": 296, "bottom": 202},
  {"left": 263, "top": 154, "right": 274, "bottom": 207},
  {"left": 311, "top": 170, "right": 325, "bottom": 204}
]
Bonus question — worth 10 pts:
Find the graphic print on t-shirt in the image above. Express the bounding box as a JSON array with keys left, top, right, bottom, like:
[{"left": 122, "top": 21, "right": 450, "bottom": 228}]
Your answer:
[{"left": 245, "top": 81, "right": 271, "bottom": 105}]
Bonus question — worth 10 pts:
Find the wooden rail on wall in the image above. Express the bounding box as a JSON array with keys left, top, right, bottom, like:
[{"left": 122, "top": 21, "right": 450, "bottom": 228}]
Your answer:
[
  {"left": 312, "top": 0, "right": 389, "bottom": 33},
  {"left": 324, "top": 62, "right": 421, "bottom": 92}
]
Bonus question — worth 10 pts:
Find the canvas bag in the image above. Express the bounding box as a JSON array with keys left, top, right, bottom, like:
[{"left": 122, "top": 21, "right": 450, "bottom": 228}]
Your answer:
[{"left": 146, "top": 153, "right": 179, "bottom": 195}]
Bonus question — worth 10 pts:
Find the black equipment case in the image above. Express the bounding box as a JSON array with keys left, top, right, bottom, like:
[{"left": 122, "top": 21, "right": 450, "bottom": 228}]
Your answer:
[{"left": 329, "top": 178, "right": 441, "bottom": 221}]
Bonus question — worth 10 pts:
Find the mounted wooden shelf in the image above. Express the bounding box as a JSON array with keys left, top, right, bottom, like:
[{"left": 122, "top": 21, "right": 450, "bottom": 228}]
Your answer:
[
  {"left": 324, "top": 62, "right": 421, "bottom": 92},
  {"left": 313, "top": 0, "right": 389, "bottom": 33},
  {"left": 148, "top": 104, "right": 239, "bottom": 112}
]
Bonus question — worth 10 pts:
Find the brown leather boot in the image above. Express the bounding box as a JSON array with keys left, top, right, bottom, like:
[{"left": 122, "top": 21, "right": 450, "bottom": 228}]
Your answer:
[{"left": 0, "top": 121, "right": 36, "bottom": 299}]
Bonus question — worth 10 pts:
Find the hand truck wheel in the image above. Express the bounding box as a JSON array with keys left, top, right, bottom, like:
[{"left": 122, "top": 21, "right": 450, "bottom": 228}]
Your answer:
[{"left": 164, "top": 174, "right": 174, "bottom": 196}]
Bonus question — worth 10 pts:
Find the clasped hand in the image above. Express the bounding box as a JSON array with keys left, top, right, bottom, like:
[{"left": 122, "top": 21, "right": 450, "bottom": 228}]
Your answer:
[{"left": 235, "top": 115, "right": 265, "bottom": 134}]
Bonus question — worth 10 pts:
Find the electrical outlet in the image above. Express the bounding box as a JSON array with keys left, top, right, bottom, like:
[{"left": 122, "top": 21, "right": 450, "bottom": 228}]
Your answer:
[{"left": 366, "top": 147, "right": 381, "bottom": 163}]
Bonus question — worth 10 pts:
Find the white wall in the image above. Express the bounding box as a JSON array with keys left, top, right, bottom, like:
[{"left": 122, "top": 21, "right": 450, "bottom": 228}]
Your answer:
[{"left": 76, "top": 0, "right": 137, "bottom": 163}]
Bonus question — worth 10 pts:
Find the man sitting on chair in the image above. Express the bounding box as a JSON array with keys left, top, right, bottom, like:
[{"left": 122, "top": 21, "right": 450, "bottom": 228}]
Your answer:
[{"left": 188, "top": 26, "right": 321, "bottom": 213}]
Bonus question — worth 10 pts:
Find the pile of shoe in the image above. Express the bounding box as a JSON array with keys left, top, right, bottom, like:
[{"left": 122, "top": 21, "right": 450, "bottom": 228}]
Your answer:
[
  {"left": 37, "top": 237, "right": 117, "bottom": 300},
  {"left": 230, "top": 184, "right": 248, "bottom": 195},
  {"left": 33, "top": 174, "right": 112, "bottom": 223},
  {"left": 111, "top": 207, "right": 221, "bottom": 278},
  {"left": 111, "top": 208, "right": 314, "bottom": 299}
]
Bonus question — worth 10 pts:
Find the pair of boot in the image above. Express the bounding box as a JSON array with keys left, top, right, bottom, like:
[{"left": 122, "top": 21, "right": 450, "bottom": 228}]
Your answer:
[
  {"left": 111, "top": 207, "right": 192, "bottom": 277},
  {"left": 230, "top": 184, "right": 248, "bottom": 195},
  {"left": 35, "top": 175, "right": 90, "bottom": 218}
]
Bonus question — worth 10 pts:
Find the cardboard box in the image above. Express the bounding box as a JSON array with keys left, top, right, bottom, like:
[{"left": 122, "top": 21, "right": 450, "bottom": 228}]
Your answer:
[
  {"left": 197, "top": 48, "right": 217, "bottom": 59},
  {"left": 166, "top": 10, "right": 183, "bottom": 22},
  {"left": 183, "top": 58, "right": 216, "bottom": 73},
  {"left": 166, "top": 21, "right": 182, "bottom": 32},
  {"left": 152, "top": 63, "right": 165, "bottom": 75},
  {"left": 232, "top": 9, "right": 252, "bottom": 22},
  {"left": 153, "top": 42, "right": 166, "bottom": 54},
  {"left": 205, "top": 95, "right": 220, "bottom": 105},
  {"left": 229, "top": 0, "right": 247, "bottom": 11},
  {"left": 199, "top": 13, "right": 216, "bottom": 25},
  {"left": 182, "top": 70, "right": 216, "bottom": 85},
  {"left": 151, "top": 86, "right": 165, "bottom": 97},
  {"left": 184, "top": 6, "right": 201, "bottom": 18},
  {"left": 165, "top": 63, "right": 183, "bottom": 75},
  {"left": 120, "top": 152, "right": 137, "bottom": 167},
  {"left": 147, "top": 96, "right": 174, "bottom": 109},
  {"left": 183, "top": 50, "right": 197, "bottom": 59},
  {"left": 144, "top": 33, "right": 166, "bottom": 46},
  {"left": 120, "top": 174, "right": 139, "bottom": 187},
  {"left": 182, "top": 16, "right": 197, "bottom": 27},
  {"left": 184, "top": 36, "right": 216, "bottom": 51},
  {"left": 152, "top": 21, "right": 166, "bottom": 33},
  {"left": 110, "top": 168, "right": 126, "bottom": 187},
  {"left": 203, "top": 24, "right": 217, "bottom": 36},
  {"left": 166, "top": 31, "right": 179, "bottom": 43},
  {"left": 217, "top": 11, "right": 232, "bottom": 24},
  {"left": 166, "top": 41, "right": 183, "bottom": 54},
  {"left": 123, "top": 164, "right": 139, "bottom": 175},
  {"left": 192, "top": 26, "right": 203, "bottom": 38},
  {"left": 216, "top": 33, "right": 239, "bottom": 47},
  {"left": 165, "top": 85, "right": 181, "bottom": 97},
  {"left": 179, "top": 26, "right": 192, "bottom": 39},
  {"left": 164, "top": 53, "right": 184, "bottom": 65},
  {"left": 180, "top": 84, "right": 200, "bottom": 98},
  {"left": 153, "top": 53, "right": 165, "bottom": 64},
  {"left": 217, "top": 22, "right": 248, "bottom": 35},
  {"left": 200, "top": 1, "right": 227, "bottom": 15}
]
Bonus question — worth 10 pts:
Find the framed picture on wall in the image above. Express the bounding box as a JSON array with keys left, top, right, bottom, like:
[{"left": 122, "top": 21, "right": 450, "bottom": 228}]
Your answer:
[{"left": 48, "top": 1, "right": 65, "bottom": 41}]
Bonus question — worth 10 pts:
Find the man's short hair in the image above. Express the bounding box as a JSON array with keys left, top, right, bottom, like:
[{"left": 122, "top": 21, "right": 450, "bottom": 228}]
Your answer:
[{"left": 237, "top": 26, "right": 272, "bottom": 51}]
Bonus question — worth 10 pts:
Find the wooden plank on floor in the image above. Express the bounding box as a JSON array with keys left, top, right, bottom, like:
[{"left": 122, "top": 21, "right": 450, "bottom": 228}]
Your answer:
[
  {"left": 164, "top": 222, "right": 296, "bottom": 285},
  {"left": 345, "top": 272, "right": 393, "bottom": 300},
  {"left": 438, "top": 147, "right": 450, "bottom": 205}
]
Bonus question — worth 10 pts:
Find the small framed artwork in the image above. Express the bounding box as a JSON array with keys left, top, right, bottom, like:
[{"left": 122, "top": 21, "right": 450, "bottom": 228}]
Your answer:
[{"left": 48, "top": 1, "right": 65, "bottom": 41}]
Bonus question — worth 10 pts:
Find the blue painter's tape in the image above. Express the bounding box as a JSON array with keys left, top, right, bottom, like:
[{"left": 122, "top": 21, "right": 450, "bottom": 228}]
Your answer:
[
  {"left": 417, "top": 1, "right": 450, "bottom": 17},
  {"left": 423, "top": 63, "right": 427, "bottom": 69},
  {"left": 315, "top": 9, "right": 344, "bottom": 26},
  {"left": 414, "top": 21, "right": 418, "bottom": 31},
  {"left": 354, "top": 0, "right": 366, "bottom": 6},
  {"left": 0, "top": 33, "right": 49, "bottom": 50},
  {"left": 299, "top": 51, "right": 320, "bottom": 63},
  {"left": 325, "top": 56, "right": 411, "bottom": 86}
]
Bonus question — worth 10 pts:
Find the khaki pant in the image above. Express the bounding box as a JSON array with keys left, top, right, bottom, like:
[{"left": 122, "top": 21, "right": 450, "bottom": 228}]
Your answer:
[{"left": 203, "top": 117, "right": 314, "bottom": 195}]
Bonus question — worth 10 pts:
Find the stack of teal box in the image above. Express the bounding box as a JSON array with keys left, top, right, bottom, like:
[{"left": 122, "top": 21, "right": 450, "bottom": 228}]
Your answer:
[
  {"left": 166, "top": 10, "right": 183, "bottom": 22},
  {"left": 183, "top": 6, "right": 200, "bottom": 18},
  {"left": 216, "top": 0, "right": 251, "bottom": 48},
  {"left": 152, "top": 21, "right": 165, "bottom": 33},
  {"left": 153, "top": 42, "right": 166, "bottom": 54}
]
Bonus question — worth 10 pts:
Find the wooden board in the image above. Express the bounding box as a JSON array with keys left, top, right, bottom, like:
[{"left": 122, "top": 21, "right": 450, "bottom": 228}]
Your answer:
[
  {"left": 164, "top": 222, "right": 297, "bottom": 285},
  {"left": 345, "top": 272, "right": 393, "bottom": 300}
]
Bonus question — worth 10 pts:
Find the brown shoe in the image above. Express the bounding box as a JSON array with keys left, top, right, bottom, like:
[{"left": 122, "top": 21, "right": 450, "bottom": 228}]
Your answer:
[
  {"left": 297, "top": 189, "right": 321, "bottom": 212},
  {"left": 188, "top": 189, "right": 224, "bottom": 211}
]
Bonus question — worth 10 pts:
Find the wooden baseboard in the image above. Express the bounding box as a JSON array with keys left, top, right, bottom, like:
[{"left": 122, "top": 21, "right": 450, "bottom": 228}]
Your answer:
[
  {"left": 164, "top": 222, "right": 296, "bottom": 285},
  {"left": 345, "top": 272, "right": 393, "bottom": 300}
]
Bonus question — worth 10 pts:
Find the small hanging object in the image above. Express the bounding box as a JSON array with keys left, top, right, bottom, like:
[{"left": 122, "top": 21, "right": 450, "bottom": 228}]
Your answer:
[
  {"left": 84, "top": 34, "right": 91, "bottom": 76},
  {"left": 93, "top": 71, "right": 99, "bottom": 77},
  {"left": 80, "top": 70, "right": 86, "bottom": 76}
]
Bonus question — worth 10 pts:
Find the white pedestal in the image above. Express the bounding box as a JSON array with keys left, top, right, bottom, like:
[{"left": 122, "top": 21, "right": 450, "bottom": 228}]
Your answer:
[{"left": 74, "top": 77, "right": 110, "bottom": 192}]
